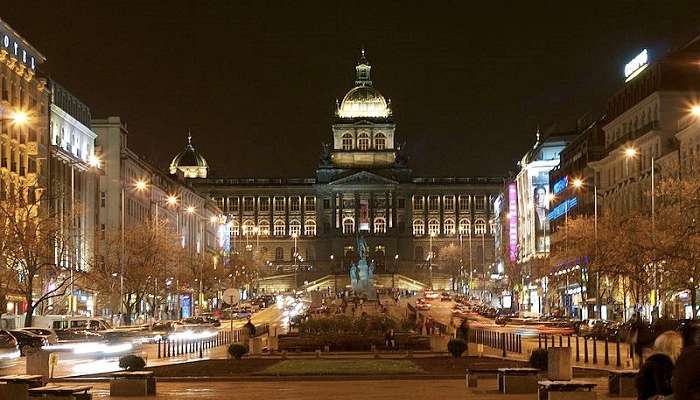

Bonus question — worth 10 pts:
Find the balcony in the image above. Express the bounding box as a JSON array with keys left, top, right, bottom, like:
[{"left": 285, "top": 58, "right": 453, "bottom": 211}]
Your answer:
[{"left": 606, "top": 120, "right": 659, "bottom": 152}]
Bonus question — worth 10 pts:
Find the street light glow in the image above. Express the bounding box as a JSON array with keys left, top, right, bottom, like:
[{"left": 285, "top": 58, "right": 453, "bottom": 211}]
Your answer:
[
  {"left": 546, "top": 193, "right": 556, "bottom": 203},
  {"left": 624, "top": 147, "right": 638, "bottom": 158},
  {"left": 10, "top": 110, "right": 29, "bottom": 125},
  {"left": 166, "top": 195, "right": 178, "bottom": 206},
  {"left": 88, "top": 154, "right": 101, "bottom": 168},
  {"left": 572, "top": 178, "right": 584, "bottom": 188},
  {"left": 186, "top": 206, "right": 195, "bottom": 214},
  {"left": 691, "top": 105, "right": 700, "bottom": 116},
  {"left": 135, "top": 179, "right": 148, "bottom": 191}
]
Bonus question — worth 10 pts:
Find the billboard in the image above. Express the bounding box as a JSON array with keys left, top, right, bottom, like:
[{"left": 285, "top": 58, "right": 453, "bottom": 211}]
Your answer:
[
  {"left": 508, "top": 183, "right": 518, "bottom": 262},
  {"left": 532, "top": 171, "right": 549, "bottom": 253}
]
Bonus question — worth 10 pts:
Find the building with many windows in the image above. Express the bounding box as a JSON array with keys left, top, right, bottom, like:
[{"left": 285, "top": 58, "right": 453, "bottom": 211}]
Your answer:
[{"left": 179, "top": 52, "right": 503, "bottom": 291}]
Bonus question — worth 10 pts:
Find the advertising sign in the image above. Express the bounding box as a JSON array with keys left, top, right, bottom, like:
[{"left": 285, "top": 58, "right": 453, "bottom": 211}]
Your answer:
[{"left": 508, "top": 183, "right": 518, "bottom": 261}]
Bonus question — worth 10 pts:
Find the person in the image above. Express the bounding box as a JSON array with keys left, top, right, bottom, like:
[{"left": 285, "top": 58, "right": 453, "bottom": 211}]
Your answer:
[
  {"left": 457, "top": 319, "right": 469, "bottom": 341},
  {"left": 244, "top": 318, "right": 256, "bottom": 337},
  {"left": 654, "top": 331, "right": 683, "bottom": 362},
  {"left": 635, "top": 353, "right": 674, "bottom": 400},
  {"left": 385, "top": 329, "right": 396, "bottom": 350},
  {"left": 673, "top": 322, "right": 700, "bottom": 400}
]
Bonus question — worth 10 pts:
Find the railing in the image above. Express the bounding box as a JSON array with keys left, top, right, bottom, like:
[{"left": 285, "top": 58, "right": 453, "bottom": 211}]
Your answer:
[
  {"left": 467, "top": 328, "right": 522, "bottom": 356},
  {"left": 156, "top": 329, "right": 234, "bottom": 359},
  {"left": 537, "top": 333, "right": 633, "bottom": 368}
]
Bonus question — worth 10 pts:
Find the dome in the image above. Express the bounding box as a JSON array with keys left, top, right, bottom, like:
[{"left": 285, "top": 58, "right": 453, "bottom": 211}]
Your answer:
[
  {"left": 337, "top": 86, "right": 390, "bottom": 118},
  {"left": 169, "top": 132, "right": 209, "bottom": 178}
]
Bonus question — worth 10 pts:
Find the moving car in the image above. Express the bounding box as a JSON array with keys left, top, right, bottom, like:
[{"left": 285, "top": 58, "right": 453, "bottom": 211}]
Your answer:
[
  {"left": 19, "top": 327, "right": 58, "bottom": 345},
  {"left": 9, "top": 330, "right": 47, "bottom": 355},
  {"left": 0, "top": 330, "right": 20, "bottom": 362}
]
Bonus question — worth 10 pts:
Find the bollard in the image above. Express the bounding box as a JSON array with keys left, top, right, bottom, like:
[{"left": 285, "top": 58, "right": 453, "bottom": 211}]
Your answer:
[
  {"left": 576, "top": 336, "right": 580, "bottom": 362},
  {"left": 544, "top": 335, "right": 548, "bottom": 349},
  {"left": 616, "top": 338, "right": 622, "bottom": 368},
  {"left": 584, "top": 338, "right": 589, "bottom": 363},
  {"left": 604, "top": 338, "right": 609, "bottom": 365},
  {"left": 501, "top": 332, "right": 506, "bottom": 357},
  {"left": 551, "top": 335, "right": 555, "bottom": 348},
  {"left": 538, "top": 334, "right": 542, "bottom": 348},
  {"left": 592, "top": 337, "right": 597, "bottom": 364},
  {"left": 559, "top": 336, "right": 562, "bottom": 347},
  {"left": 567, "top": 336, "right": 571, "bottom": 348},
  {"left": 158, "top": 339, "right": 161, "bottom": 358},
  {"left": 199, "top": 340, "right": 203, "bottom": 358}
]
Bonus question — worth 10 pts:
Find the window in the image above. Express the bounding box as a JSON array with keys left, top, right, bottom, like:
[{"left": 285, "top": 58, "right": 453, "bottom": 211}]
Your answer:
[
  {"left": 290, "top": 197, "right": 300, "bottom": 212},
  {"left": 274, "top": 197, "right": 285, "bottom": 212},
  {"left": 323, "top": 198, "right": 331, "bottom": 209},
  {"left": 230, "top": 221, "right": 240, "bottom": 237},
  {"left": 358, "top": 132, "right": 369, "bottom": 150},
  {"left": 444, "top": 196, "right": 454, "bottom": 211},
  {"left": 428, "top": 219, "right": 440, "bottom": 236},
  {"left": 428, "top": 196, "right": 439, "bottom": 210},
  {"left": 304, "top": 196, "right": 315, "bottom": 212},
  {"left": 374, "top": 217, "right": 386, "bottom": 234},
  {"left": 474, "top": 218, "right": 486, "bottom": 235},
  {"left": 444, "top": 219, "right": 455, "bottom": 235},
  {"left": 259, "top": 197, "right": 270, "bottom": 212},
  {"left": 343, "top": 218, "right": 355, "bottom": 234},
  {"left": 289, "top": 220, "right": 301, "bottom": 236},
  {"left": 243, "top": 197, "right": 254, "bottom": 212},
  {"left": 375, "top": 133, "right": 386, "bottom": 150},
  {"left": 342, "top": 133, "right": 353, "bottom": 150},
  {"left": 414, "top": 246, "right": 424, "bottom": 261},
  {"left": 490, "top": 221, "right": 496, "bottom": 236},
  {"left": 413, "top": 196, "right": 424, "bottom": 209},
  {"left": 258, "top": 220, "right": 270, "bottom": 236},
  {"left": 413, "top": 219, "right": 425, "bottom": 236},
  {"left": 475, "top": 196, "right": 485, "bottom": 210},
  {"left": 458, "top": 218, "right": 471, "bottom": 235},
  {"left": 273, "top": 220, "right": 286, "bottom": 236},
  {"left": 100, "top": 192, "right": 106, "bottom": 207},
  {"left": 459, "top": 196, "right": 469, "bottom": 211},
  {"left": 397, "top": 198, "right": 405, "bottom": 209},
  {"left": 228, "top": 197, "right": 239, "bottom": 212},
  {"left": 304, "top": 220, "right": 316, "bottom": 236},
  {"left": 242, "top": 220, "right": 255, "bottom": 236},
  {"left": 275, "top": 247, "right": 284, "bottom": 260}
]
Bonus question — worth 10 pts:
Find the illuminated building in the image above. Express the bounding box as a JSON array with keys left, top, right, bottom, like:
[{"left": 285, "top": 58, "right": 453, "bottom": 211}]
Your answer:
[{"left": 179, "top": 51, "right": 503, "bottom": 292}]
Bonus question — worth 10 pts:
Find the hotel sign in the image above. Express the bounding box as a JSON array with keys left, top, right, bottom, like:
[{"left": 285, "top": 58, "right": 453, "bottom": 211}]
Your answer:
[
  {"left": 1, "top": 25, "right": 39, "bottom": 71},
  {"left": 624, "top": 49, "right": 648, "bottom": 82}
]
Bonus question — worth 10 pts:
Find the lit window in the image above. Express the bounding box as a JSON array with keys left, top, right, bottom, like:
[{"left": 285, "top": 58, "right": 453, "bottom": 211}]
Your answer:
[
  {"left": 375, "top": 133, "right": 386, "bottom": 150},
  {"left": 413, "top": 196, "right": 424, "bottom": 209},
  {"left": 428, "top": 196, "right": 439, "bottom": 210},
  {"left": 230, "top": 221, "right": 240, "bottom": 237},
  {"left": 290, "top": 197, "right": 300, "bottom": 212},
  {"left": 304, "top": 220, "right": 316, "bottom": 236},
  {"left": 243, "top": 197, "right": 254, "bottom": 212},
  {"left": 374, "top": 217, "right": 386, "bottom": 234},
  {"left": 474, "top": 218, "right": 486, "bottom": 235},
  {"left": 458, "top": 218, "right": 471, "bottom": 235},
  {"left": 444, "top": 196, "right": 454, "bottom": 211},
  {"left": 475, "top": 196, "right": 485, "bottom": 210},
  {"left": 242, "top": 220, "right": 255, "bottom": 236},
  {"left": 444, "top": 219, "right": 455, "bottom": 236},
  {"left": 459, "top": 196, "right": 469, "bottom": 211},
  {"left": 289, "top": 220, "right": 301, "bottom": 236},
  {"left": 304, "top": 196, "right": 315, "bottom": 212},
  {"left": 273, "top": 220, "right": 286, "bottom": 236},
  {"left": 358, "top": 133, "right": 370, "bottom": 150},
  {"left": 343, "top": 218, "right": 355, "bottom": 234},
  {"left": 428, "top": 219, "right": 440, "bottom": 236},
  {"left": 228, "top": 197, "right": 239, "bottom": 212},
  {"left": 259, "top": 197, "right": 270, "bottom": 212},
  {"left": 273, "top": 197, "right": 285, "bottom": 212},
  {"left": 413, "top": 219, "right": 425, "bottom": 236},
  {"left": 342, "top": 133, "right": 353, "bottom": 150},
  {"left": 258, "top": 220, "right": 270, "bottom": 236}
]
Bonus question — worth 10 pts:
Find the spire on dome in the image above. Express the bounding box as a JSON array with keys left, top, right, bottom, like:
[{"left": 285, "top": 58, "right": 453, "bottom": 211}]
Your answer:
[
  {"left": 187, "top": 129, "right": 192, "bottom": 146},
  {"left": 355, "top": 48, "right": 372, "bottom": 86}
]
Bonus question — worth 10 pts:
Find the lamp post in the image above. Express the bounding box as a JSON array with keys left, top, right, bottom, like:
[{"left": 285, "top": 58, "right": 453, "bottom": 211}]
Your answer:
[
  {"left": 393, "top": 254, "right": 399, "bottom": 288},
  {"left": 292, "top": 233, "right": 299, "bottom": 288},
  {"left": 429, "top": 232, "right": 436, "bottom": 290}
]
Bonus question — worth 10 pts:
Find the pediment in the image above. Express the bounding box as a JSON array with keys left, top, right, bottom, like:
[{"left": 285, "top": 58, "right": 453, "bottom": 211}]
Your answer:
[{"left": 328, "top": 170, "right": 399, "bottom": 186}]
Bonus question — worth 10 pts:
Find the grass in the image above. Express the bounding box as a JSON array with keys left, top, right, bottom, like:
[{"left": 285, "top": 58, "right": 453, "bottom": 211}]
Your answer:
[{"left": 256, "top": 359, "right": 424, "bottom": 376}]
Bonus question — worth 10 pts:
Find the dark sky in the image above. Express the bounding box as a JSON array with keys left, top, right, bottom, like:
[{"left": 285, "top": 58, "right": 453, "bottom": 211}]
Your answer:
[{"left": 3, "top": 1, "right": 700, "bottom": 178}]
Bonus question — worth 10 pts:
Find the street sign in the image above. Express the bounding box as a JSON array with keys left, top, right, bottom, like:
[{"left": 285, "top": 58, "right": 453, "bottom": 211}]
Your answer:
[{"left": 223, "top": 288, "right": 240, "bottom": 305}]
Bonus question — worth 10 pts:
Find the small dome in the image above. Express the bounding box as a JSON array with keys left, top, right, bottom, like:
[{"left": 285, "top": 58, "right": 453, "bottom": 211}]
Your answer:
[
  {"left": 337, "top": 86, "right": 390, "bottom": 118},
  {"left": 169, "top": 132, "right": 208, "bottom": 178}
]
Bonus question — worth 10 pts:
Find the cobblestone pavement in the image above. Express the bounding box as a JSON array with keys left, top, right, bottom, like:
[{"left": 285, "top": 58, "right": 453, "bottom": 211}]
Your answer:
[{"left": 85, "top": 377, "right": 625, "bottom": 399}]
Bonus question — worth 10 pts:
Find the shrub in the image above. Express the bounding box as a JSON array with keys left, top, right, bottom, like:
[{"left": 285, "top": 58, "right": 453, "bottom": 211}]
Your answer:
[
  {"left": 118, "top": 355, "right": 146, "bottom": 371},
  {"left": 447, "top": 338, "right": 467, "bottom": 358},
  {"left": 529, "top": 349, "right": 548, "bottom": 370},
  {"left": 228, "top": 343, "right": 248, "bottom": 359}
]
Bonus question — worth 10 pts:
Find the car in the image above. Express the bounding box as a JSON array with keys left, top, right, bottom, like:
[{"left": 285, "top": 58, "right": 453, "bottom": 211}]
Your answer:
[
  {"left": 0, "top": 330, "right": 19, "bottom": 362},
  {"left": 423, "top": 292, "right": 440, "bottom": 300},
  {"left": 440, "top": 292, "right": 452, "bottom": 302},
  {"left": 19, "top": 327, "right": 58, "bottom": 345},
  {"left": 416, "top": 302, "right": 431, "bottom": 311},
  {"left": 55, "top": 329, "right": 104, "bottom": 341},
  {"left": 9, "top": 330, "right": 47, "bottom": 355}
]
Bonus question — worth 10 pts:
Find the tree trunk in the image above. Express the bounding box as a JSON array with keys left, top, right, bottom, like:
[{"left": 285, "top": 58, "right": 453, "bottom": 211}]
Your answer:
[
  {"left": 24, "top": 300, "right": 35, "bottom": 327},
  {"left": 691, "top": 285, "right": 698, "bottom": 320}
]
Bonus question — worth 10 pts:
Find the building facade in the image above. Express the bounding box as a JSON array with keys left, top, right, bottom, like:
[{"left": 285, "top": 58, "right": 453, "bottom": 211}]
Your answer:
[{"left": 178, "top": 52, "right": 503, "bottom": 292}]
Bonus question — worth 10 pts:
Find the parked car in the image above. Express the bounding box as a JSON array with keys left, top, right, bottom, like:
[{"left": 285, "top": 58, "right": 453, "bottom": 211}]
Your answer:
[
  {"left": 9, "top": 330, "right": 47, "bottom": 355},
  {"left": 19, "top": 327, "right": 58, "bottom": 345},
  {"left": 0, "top": 330, "right": 19, "bottom": 361},
  {"left": 576, "top": 319, "right": 603, "bottom": 337}
]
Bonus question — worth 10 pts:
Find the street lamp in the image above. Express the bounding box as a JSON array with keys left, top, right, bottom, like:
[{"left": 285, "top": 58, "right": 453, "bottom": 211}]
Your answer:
[
  {"left": 429, "top": 232, "right": 436, "bottom": 290},
  {"left": 292, "top": 233, "right": 299, "bottom": 288}
]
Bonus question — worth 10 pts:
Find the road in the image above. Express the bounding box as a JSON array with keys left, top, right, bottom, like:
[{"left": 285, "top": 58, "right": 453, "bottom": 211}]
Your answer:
[{"left": 0, "top": 298, "right": 290, "bottom": 378}]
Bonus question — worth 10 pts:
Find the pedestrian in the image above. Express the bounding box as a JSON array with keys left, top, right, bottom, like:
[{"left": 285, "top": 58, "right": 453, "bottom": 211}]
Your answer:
[
  {"left": 654, "top": 331, "right": 683, "bottom": 362},
  {"left": 635, "top": 353, "right": 674, "bottom": 400},
  {"left": 457, "top": 319, "right": 469, "bottom": 341},
  {"left": 244, "top": 318, "right": 256, "bottom": 337},
  {"left": 385, "top": 329, "right": 396, "bottom": 350}
]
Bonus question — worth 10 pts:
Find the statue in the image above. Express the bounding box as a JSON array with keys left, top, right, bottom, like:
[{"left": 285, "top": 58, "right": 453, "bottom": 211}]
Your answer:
[
  {"left": 319, "top": 143, "right": 332, "bottom": 166},
  {"left": 349, "top": 263, "right": 358, "bottom": 288},
  {"left": 348, "top": 231, "right": 376, "bottom": 299}
]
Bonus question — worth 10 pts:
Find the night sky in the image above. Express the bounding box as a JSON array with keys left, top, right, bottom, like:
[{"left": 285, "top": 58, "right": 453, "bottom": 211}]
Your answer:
[{"left": 3, "top": 2, "right": 700, "bottom": 178}]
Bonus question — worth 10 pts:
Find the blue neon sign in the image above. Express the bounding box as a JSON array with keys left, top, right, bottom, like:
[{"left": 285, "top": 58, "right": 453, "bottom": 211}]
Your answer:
[
  {"left": 552, "top": 176, "right": 568, "bottom": 195},
  {"left": 548, "top": 197, "right": 577, "bottom": 221}
]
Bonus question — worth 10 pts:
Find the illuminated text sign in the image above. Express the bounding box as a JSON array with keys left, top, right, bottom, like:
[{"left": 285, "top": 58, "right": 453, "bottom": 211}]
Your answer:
[{"left": 624, "top": 49, "right": 648, "bottom": 82}]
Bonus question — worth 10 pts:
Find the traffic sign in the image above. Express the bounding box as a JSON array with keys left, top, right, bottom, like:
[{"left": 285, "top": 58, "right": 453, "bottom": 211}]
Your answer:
[{"left": 223, "top": 288, "right": 240, "bottom": 305}]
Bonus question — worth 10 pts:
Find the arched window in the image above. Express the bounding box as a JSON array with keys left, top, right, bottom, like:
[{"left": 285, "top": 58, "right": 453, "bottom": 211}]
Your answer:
[
  {"left": 414, "top": 246, "right": 424, "bottom": 261},
  {"left": 258, "top": 220, "right": 270, "bottom": 236},
  {"left": 358, "top": 132, "right": 370, "bottom": 150},
  {"left": 242, "top": 220, "right": 255, "bottom": 236},
  {"left": 444, "top": 218, "right": 455, "bottom": 236},
  {"left": 275, "top": 247, "right": 284, "bottom": 260},
  {"left": 458, "top": 218, "right": 470, "bottom": 236},
  {"left": 341, "top": 133, "right": 353, "bottom": 150},
  {"left": 374, "top": 217, "right": 386, "bottom": 234},
  {"left": 289, "top": 220, "right": 301, "bottom": 237},
  {"left": 273, "top": 220, "right": 286, "bottom": 236},
  {"left": 304, "top": 220, "right": 316, "bottom": 236},
  {"left": 474, "top": 218, "right": 486, "bottom": 235},
  {"left": 490, "top": 221, "right": 496, "bottom": 235},
  {"left": 343, "top": 218, "right": 355, "bottom": 234},
  {"left": 374, "top": 133, "right": 386, "bottom": 150},
  {"left": 413, "top": 219, "right": 425, "bottom": 236},
  {"left": 428, "top": 219, "right": 440, "bottom": 236},
  {"left": 230, "top": 220, "right": 240, "bottom": 237}
]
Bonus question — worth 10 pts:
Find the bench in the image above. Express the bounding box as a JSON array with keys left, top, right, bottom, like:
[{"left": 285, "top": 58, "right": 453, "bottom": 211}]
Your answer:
[
  {"left": 0, "top": 374, "right": 44, "bottom": 400},
  {"left": 498, "top": 368, "right": 540, "bottom": 394},
  {"left": 110, "top": 371, "right": 156, "bottom": 397},
  {"left": 538, "top": 380, "right": 597, "bottom": 400},
  {"left": 608, "top": 370, "right": 637, "bottom": 397},
  {"left": 28, "top": 384, "right": 92, "bottom": 400},
  {"left": 465, "top": 368, "right": 499, "bottom": 388}
]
